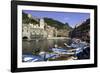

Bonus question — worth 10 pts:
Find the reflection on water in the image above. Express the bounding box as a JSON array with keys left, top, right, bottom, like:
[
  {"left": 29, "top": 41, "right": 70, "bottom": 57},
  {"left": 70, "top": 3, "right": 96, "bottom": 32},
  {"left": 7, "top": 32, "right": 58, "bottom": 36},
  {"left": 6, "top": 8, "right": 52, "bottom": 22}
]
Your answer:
[
  {"left": 22, "top": 39, "right": 70, "bottom": 54},
  {"left": 22, "top": 39, "right": 90, "bottom": 62}
]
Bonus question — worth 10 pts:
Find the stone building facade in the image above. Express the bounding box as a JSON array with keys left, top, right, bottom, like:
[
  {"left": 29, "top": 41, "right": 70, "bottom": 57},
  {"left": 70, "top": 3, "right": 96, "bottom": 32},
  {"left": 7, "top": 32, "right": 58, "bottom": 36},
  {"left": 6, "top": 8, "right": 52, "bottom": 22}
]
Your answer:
[
  {"left": 22, "top": 13, "right": 70, "bottom": 40},
  {"left": 22, "top": 18, "right": 58, "bottom": 40}
]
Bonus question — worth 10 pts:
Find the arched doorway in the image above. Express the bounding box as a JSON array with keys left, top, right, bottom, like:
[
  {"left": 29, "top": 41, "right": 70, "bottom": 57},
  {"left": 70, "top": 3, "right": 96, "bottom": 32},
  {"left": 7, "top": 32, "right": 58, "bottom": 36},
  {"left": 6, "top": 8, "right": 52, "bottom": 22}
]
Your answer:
[{"left": 22, "top": 36, "right": 28, "bottom": 39}]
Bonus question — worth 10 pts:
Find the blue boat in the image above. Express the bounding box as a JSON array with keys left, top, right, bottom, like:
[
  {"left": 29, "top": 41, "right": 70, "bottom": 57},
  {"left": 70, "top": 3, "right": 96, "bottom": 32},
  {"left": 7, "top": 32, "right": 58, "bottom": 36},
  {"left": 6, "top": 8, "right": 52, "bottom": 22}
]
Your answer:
[
  {"left": 22, "top": 53, "right": 60, "bottom": 62},
  {"left": 22, "top": 55, "right": 44, "bottom": 62}
]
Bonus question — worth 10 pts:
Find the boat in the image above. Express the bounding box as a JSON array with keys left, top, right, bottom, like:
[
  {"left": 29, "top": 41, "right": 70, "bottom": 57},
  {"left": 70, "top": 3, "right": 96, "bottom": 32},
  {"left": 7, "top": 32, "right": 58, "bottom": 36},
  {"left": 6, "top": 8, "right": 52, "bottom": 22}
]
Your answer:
[
  {"left": 51, "top": 48, "right": 74, "bottom": 55},
  {"left": 22, "top": 55, "right": 44, "bottom": 62}
]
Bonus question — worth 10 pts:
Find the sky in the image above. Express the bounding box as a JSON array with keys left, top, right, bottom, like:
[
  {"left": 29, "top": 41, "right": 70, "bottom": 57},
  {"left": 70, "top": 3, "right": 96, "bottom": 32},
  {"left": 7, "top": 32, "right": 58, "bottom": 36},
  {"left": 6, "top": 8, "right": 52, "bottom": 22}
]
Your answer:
[{"left": 23, "top": 10, "right": 90, "bottom": 28}]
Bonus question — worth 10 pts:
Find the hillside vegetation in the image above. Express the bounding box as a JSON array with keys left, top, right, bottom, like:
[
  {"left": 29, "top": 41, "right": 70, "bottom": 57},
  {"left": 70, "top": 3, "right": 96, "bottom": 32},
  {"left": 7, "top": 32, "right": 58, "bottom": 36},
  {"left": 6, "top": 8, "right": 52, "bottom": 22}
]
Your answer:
[{"left": 22, "top": 12, "right": 72, "bottom": 31}]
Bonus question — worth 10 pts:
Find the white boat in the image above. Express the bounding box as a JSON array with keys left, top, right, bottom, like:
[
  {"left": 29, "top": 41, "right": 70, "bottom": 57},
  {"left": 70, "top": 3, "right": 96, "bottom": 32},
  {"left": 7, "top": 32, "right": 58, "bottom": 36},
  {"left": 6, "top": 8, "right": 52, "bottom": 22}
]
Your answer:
[
  {"left": 22, "top": 55, "right": 44, "bottom": 62},
  {"left": 51, "top": 48, "right": 74, "bottom": 55}
]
